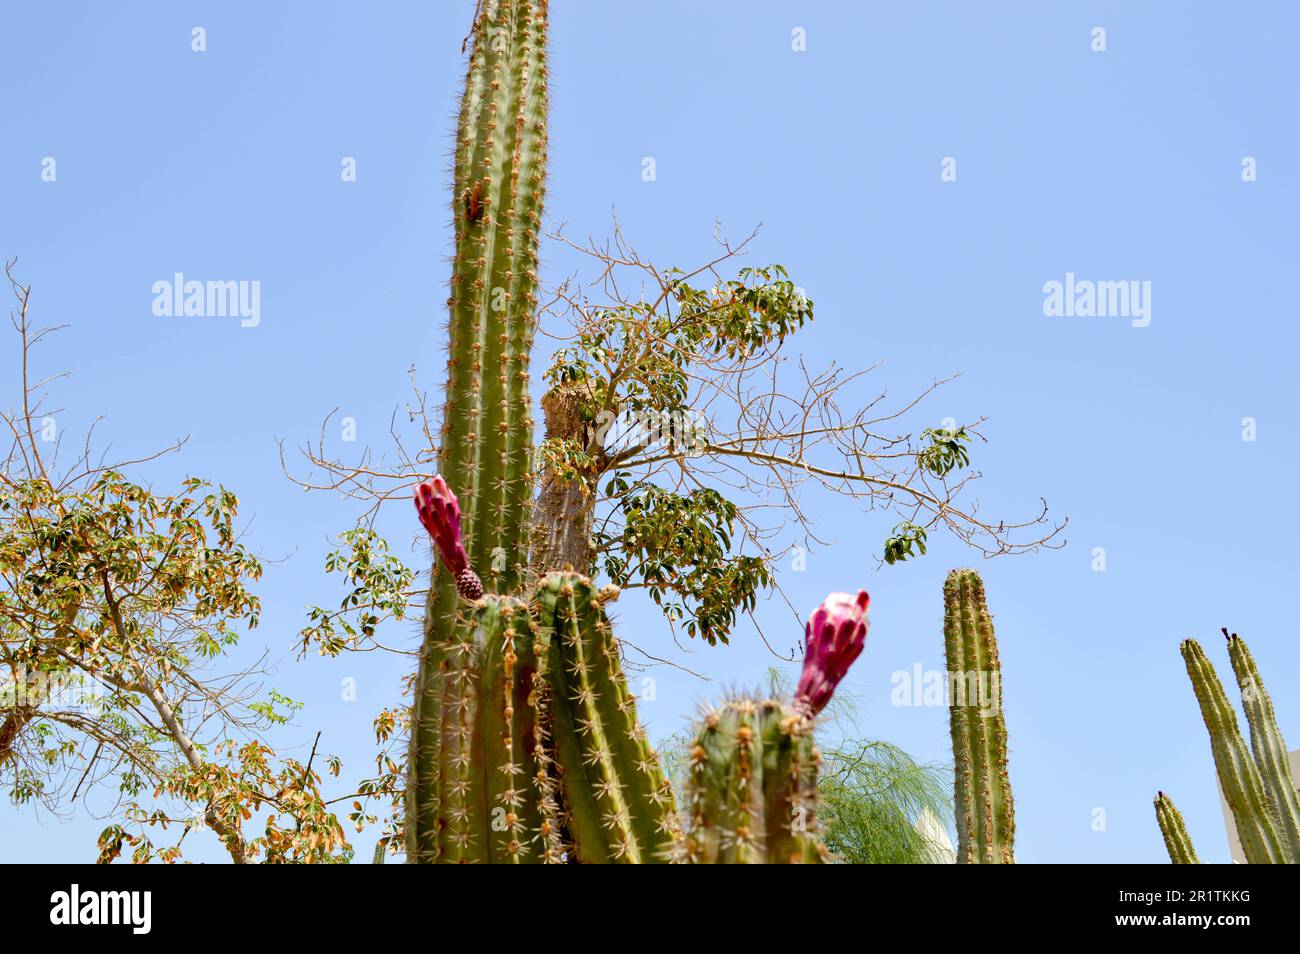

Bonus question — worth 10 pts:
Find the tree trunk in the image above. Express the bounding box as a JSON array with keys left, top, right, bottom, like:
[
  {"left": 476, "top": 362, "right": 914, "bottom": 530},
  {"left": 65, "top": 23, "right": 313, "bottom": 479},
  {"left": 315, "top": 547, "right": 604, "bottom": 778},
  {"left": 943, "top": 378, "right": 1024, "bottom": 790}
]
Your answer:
[{"left": 529, "top": 381, "right": 603, "bottom": 575}]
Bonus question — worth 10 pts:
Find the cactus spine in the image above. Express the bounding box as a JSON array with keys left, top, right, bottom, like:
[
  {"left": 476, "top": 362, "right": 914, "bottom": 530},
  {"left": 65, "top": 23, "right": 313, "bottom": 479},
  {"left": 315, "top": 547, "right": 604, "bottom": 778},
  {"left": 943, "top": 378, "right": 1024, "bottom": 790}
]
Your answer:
[
  {"left": 1154, "top": 792, "right": 1199, "bottom": 864},
  {"left": 532, "top": 573, "right": 679, "bottom": 862},
  {"left": 685, "top": 699, "right": 828, "bottom": 864},
  {"left": 1178, "top": 636, "right": 1293, "bottom": 863},
  {"left": 408, "top": 0, "right": 548, "bottom": 861},
  {"left": 943, "top": 569, "right": 1015, "bottom": 864}
]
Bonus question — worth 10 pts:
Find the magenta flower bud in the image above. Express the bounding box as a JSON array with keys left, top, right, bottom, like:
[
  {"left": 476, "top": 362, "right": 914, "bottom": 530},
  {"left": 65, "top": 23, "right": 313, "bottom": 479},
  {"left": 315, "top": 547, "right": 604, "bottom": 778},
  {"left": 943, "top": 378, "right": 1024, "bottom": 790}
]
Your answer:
[
  {"left": 414, "top": 476, "right": 482, "bottom": 600},
  {"left": 795, "top": 590, "right": 869, "bottom": 716}
]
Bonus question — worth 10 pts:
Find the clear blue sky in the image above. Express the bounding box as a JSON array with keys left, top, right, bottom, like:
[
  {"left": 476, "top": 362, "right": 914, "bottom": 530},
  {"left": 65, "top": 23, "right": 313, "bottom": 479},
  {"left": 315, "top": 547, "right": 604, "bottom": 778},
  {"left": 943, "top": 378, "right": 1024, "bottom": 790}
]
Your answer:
[{"left": 2, "top": 1, "right": 1298, "bottom": 863}]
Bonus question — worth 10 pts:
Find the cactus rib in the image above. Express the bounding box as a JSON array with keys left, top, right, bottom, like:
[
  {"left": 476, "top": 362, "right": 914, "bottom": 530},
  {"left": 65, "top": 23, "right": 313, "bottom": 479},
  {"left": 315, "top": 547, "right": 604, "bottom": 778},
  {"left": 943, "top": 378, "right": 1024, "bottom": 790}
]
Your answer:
[{"left": 533, "top": 572, "right": 678, "bottom": 862}]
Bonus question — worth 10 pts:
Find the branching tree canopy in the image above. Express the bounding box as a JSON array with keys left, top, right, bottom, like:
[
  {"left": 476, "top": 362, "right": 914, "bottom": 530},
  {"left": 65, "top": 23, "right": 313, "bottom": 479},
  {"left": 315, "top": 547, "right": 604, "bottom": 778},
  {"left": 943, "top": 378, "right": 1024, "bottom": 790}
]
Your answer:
[
  {"left": 285, "top": 225, "right": 1064, "bottom": 851},
  {"left": 291, "top": 222, "right": 1065, "bottom": 646},
  {"left": 1, "top": 264, "right": 353, "bottom": 863}
]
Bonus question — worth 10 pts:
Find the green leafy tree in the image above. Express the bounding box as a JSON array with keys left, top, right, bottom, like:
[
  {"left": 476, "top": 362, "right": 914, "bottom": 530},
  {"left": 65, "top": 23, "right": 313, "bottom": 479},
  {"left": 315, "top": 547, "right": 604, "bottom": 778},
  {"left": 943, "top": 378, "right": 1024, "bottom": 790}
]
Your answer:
[
  {"left": 296, "top": 226, "right": 1064, "bottom": 649},
  {"left": 1, "top": 264, "right": 352, "bottom": 863}
]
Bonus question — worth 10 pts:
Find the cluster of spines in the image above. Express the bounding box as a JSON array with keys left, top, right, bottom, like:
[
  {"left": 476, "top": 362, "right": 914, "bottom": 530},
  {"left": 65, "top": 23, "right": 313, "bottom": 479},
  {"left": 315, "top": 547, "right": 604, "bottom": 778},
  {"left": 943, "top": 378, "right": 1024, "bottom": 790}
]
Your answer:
[
  {"left": 943, "top": 569, "right": 1016, "bottom": 864},
  {"left": 684, "top": 698, "right": 828, "bottom": 864},
  {"left": 533, "top": 572, "right": 680, "bottom": 863},
  {"left": 1178, "top": 634, "right": 1296, "bottom": 864},
  {"left": 1154, "top": 792, "right": 1200, "bottom": 864}
]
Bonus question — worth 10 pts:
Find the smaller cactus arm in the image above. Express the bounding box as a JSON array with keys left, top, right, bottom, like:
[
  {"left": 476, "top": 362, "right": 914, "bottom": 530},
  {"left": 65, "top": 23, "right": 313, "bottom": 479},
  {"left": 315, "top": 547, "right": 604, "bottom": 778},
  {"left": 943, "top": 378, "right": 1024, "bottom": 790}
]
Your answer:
[
  {"left": 580, "top": 594, "right": 679, "bottom": 856},
  {"left": 687, "top": 704, "right": 752, "bottom": 864},
  {"left": 1181, "top": 638, "right": 1287, "bottom": 864},
  {"left": 943, "top": 570, "right": 1015, "bottom": 864},
  {"left": 760, "top": 705, "right": 828, "bottom": 864},
  {"left": 1226, "top": 633, "right": 1300, "bottom": 862},
  {"left": 1154, "top": 792, "right": 1200, "bottom": 864},
  {"left": 410, "top": 597, "right": 560, "bottom": 863},
  {"left": 408, "top": 478, "right": 482, "bottom": 860},
  {"left": 533, "top": 573, "right": 678, "bottom": 863},
  {"left": 686, "top": 700, "right": 829, "bottom": 864},
  {"left": 477, "top": 598, "right": 560, "bottom": 862}
]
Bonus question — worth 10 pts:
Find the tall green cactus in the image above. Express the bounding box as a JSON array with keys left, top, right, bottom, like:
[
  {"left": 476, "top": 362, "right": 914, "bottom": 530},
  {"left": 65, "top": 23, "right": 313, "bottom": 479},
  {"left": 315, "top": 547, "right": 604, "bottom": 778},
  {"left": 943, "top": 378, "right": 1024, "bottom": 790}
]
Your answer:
[
  {"left": 684, "top": 699, "right": 828, "bottom": 864},
  {"left": 408, "top": 0, "right": 549, "bottom": 862},
  {"left": 532, "top": 572, "right": 679, "bottom": 863},
  {"left": 1154, "top": 792, "right": 1199, "bottom": 864},
  {"left": 943, "top": 569, "right": 1016, "bottom": 864},
  {"left": 407, "top": 1, "right": 870, "bottom": 864},
  {"left": 1168, "top": 634, "right": 1296, "bottom": 864}
]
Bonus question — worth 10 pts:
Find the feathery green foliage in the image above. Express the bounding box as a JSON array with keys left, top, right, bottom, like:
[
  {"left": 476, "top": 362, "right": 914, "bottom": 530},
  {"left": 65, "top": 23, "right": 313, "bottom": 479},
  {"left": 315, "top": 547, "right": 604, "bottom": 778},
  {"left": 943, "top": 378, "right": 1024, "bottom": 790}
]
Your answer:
[{"left": 819, "top": 741, "right": 953, "bottom": 864}]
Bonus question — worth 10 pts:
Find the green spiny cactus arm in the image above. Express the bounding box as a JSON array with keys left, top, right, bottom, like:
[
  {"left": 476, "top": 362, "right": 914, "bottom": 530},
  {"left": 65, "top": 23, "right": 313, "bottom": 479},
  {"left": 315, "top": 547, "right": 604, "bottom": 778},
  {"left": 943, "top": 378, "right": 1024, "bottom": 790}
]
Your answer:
[
  {"left": 476, "top": 597, "right": 562, "bottom": 862},
  {"left": 759, "top": 703, "right": 828, "bottom": 864},
  {"left": 1225, "top": 634, "right": 1300, "bottom": 862},
  {"left": 533, "top": 572, "right": 679, "bottom": 862},
  {"left": 442, "top": 0, "right": 546, "bottom": 592},
  {"left": 688, "top": 703, "right": 761, "bottom": 864},
  {"left": 1181, "top": 638, "right": 1286, "bottom": 864},
  {"left": 498, "top": 1, "right": 549, "bottom": 580},
  {"left": 1154, "top": 792, "right": 1200, "bottom": 864},
  {"left": 943, "top": 569, "right": 1015, "bottom": 863},
  {"left": 686, "top": 700, "right": 829, "bottom": 864},
  {"left": 410, "top": 597, "right": 559, "bottom": 863}
]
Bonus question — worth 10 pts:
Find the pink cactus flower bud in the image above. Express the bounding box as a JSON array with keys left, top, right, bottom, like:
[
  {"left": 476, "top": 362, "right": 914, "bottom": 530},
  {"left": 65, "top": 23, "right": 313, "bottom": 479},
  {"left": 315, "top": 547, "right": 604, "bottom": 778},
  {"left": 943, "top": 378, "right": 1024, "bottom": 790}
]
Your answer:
[
  {"left": 795, "top": 590, "right": 869, "bottom": 716},
  {"left": 414, "top": 476, "right": 481, "bottom": 599}
]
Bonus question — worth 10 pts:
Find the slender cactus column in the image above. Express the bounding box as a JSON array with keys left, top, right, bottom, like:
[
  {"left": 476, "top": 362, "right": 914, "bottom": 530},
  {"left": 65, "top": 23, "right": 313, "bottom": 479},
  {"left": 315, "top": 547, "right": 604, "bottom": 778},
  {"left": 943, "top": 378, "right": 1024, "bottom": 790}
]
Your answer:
[
  {"left": 943, "top": 569, "right": 1016, "bottom": 863},
  {"left": 1225, "top": 631, "right": 1300, "bottom": 861},
  {"left": 1180, "top": 638, "right": 1286, "bottom": 864},
  {"left": 407, "top": 0, "right": 551, "bottom": 861},
  {"left": 1154, "top": 792, "right": 1200, "bottom": 864}
]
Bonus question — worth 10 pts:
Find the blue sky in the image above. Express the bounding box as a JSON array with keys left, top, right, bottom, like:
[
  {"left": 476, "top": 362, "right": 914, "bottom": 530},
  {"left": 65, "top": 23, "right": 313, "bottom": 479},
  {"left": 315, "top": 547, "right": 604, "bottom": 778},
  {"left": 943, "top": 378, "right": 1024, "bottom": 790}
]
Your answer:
[{"left": 2, "top": 1, "right": 1298, "bottom": 863}]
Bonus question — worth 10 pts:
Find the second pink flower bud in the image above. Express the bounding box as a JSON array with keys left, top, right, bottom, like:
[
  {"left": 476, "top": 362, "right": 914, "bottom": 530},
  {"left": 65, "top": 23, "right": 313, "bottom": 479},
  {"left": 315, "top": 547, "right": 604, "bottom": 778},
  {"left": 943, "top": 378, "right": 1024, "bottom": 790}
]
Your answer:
[{"left": 795, "top": 590, "right": 870, "bottom": 717}]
